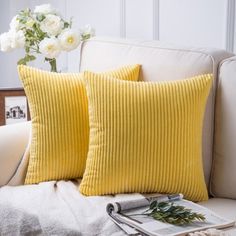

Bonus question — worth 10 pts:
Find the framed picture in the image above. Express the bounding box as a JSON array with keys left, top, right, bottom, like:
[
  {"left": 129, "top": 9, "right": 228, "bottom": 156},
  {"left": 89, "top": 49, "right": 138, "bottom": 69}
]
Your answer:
[
  {"left": 5, "top": 96, "right": 28, "bottom": 125},
  {"left": 0, "top": 88, "right": 30, "bottom": 126}
]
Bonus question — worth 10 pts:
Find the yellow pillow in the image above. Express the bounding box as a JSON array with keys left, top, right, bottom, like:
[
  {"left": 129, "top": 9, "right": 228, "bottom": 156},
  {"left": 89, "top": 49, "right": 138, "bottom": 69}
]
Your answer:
[
  {"left": 18, "top": 64, "right": 140, "bottom": 184},
  {"left": 80, "top": 72, "right": 213, "bottom": 201}
]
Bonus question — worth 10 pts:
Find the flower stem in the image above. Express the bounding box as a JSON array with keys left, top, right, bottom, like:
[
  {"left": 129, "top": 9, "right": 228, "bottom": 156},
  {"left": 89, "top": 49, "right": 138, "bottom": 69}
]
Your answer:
[{"left": 48, "top": 58, "right": 57, "bottom": 72}]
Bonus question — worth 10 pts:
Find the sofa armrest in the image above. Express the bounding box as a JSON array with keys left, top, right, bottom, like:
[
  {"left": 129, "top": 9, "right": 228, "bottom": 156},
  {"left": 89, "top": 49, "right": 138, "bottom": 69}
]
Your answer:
[{"left": 0, "top": 122, "right": 31, "bottom": 186}]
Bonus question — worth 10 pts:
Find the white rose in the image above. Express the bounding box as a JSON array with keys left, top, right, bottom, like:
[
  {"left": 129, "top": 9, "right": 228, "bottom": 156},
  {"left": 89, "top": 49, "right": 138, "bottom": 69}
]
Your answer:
[
  {"left": 9, "top": 30, "right": 26, "bottom": 49},
  {"left": 34, "top": 4, "right": 56, "bottom": 15},
  {"left": 10, "top": 15, "right": 21, "bottom": 31},
  {"left": 81, "top": 24, "right": 95, "bottom": 37},
  {"left": 59, "top": 29, "right": 80, "bottom": 51},
  {"left": 0, "top": 32, "right": 13, "bottom": 52},
  {"left": 39, "top": 37, "right": 61, "bottom": 58},
  {"left": 40, "top": 14, "right": 63, "bottom": 36}
]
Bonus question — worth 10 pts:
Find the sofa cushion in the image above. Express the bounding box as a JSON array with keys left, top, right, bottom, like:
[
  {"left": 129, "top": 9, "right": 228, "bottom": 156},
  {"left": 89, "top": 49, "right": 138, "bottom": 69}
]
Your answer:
[
  {"left": 199, "top": 198, "right": 236, "bottom": 235},
  {"left": 7, "top": 127, "right": 31, "bottom": 186},
  {"left": 211, "top": 57, "right": 236, "bottom": 199},
  {"left": 80, "top": 37, "right": 233, "bottom": 186},
  {"left": 18, "top": 65, "right": 140, "bottom": 184},
  {"left": 0, "top": 122, "right": 31, "bottom": 186},
  {"left": 200, "top": 198, "right": 236, "bottom": 221},
  {"left": 80, "top": 72, "right": 212, "bottom": 201}
]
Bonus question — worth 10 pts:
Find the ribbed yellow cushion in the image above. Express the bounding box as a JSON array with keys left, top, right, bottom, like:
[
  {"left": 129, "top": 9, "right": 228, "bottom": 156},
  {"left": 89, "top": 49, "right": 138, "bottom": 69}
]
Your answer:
[
  {"left": 80, "top": 72, "right": 213, "bottom": 201},
  {"left": 18, "top": 65, "right": 140, "bottom": 184}
]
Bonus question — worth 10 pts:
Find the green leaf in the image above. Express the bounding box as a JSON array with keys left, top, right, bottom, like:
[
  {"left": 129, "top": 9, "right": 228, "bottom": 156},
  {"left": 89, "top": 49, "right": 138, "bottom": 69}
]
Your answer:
[
  {"left": 150, "top": 201, "right": 157, "bottom": 209},
  {"left": 26, "top": 55, "right": 36, "bottom": 61},
  {"left": 19, "top": 18, "right": 27, "bottom": 24},
  {"left": 36, "top": 14, "right": 45, "bottom": 22},
  {"left": 17, "top": 58, "right": 27, "bottom": 65},
  {"left": 25, "top": 46, "right": 30, "bottom": 53},
  {"left": 64, "top": 22, "right": 70, "bottom": 29},
  {"left": 17, "top": 54, "right": 36, "bottom": 66}
]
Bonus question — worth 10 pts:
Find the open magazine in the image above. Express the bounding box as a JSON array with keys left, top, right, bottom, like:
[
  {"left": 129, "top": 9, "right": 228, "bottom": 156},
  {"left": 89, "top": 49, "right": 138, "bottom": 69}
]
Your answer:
[{"left": 106, "top": 194, "right": 235, "bottom": 236}]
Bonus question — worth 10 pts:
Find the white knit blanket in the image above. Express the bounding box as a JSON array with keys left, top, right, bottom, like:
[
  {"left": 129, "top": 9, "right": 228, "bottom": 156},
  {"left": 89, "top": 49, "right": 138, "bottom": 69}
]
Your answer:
[{"left": 0, "top": 180, "right": 142, "bottom": 236}]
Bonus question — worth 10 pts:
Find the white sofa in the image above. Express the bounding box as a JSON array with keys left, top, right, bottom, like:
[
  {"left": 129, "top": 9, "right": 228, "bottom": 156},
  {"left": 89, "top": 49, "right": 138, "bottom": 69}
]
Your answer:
[{"left": 0, "top": 37, "right": 236, "bottom": 235}]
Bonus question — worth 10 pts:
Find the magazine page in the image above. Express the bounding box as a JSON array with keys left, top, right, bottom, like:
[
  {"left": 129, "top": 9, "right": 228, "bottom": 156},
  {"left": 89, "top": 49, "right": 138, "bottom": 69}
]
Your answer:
[
  {"left": 107, "top": 195, "right": 235, "bottom": 236},
  {"left": 106, "top": 194, "right": 181, "bottom": 214}
]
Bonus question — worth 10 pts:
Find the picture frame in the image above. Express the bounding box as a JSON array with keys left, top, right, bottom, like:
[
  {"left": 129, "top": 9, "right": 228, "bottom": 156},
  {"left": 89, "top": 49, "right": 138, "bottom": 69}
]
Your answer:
[
  {"left": 5, "top": 96, "right": 28, "bottom": 125},
  {"left": 0, "top": 88, "right": 30, "bottom": 126}
]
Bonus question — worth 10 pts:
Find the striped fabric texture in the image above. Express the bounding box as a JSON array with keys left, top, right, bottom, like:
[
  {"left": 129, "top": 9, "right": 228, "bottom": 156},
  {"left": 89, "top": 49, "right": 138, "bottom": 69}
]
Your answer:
[
  {"left": 18, "top": 65, "right": 140, "bottom": 184},
  {"left": 80, "top": 72, "right": 213, "bottom": 201}
]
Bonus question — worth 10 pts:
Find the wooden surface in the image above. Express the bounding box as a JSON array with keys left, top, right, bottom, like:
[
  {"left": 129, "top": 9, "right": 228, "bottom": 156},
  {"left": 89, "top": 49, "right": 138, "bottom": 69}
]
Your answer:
[{"left": 0, "top": 88, "right": 30, "bottom": 126}]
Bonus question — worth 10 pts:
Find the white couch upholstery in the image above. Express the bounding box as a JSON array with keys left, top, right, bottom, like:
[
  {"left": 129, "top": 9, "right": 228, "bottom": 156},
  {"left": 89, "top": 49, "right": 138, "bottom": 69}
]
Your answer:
[
  {"left": 0, "top": 37, "right": 236, "bottom": 235},
  {"left": 210, "top": 57, "right": 236, "bottom": 199},
  {"left": 0, "top": 121, "right": 31, "bottom": 186}
]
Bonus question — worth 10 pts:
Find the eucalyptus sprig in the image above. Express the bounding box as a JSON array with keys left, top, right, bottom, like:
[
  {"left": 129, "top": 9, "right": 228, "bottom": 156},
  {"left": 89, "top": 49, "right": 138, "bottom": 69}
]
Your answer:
[{"left": 144, "top": 201, "right": 205, "bottom": 226}]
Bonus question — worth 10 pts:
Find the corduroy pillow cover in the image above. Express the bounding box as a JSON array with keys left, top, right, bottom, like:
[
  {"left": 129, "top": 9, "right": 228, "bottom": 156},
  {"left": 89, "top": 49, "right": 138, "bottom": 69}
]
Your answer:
[
  {"left": 18, "top": 64, "right": 140, "bottom": 184},
  {"left": 79, "top": 72, "right": 213, "bottom": 201}
]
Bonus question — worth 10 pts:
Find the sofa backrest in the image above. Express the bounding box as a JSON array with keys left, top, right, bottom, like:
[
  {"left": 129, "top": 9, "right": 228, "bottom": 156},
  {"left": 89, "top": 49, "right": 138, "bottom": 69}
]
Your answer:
[
  {"left": 79, "top": 37, "right": 233, "bottom": 186},
  {"left": 211, "top": 57, "right": 236, "bottom": 198}
]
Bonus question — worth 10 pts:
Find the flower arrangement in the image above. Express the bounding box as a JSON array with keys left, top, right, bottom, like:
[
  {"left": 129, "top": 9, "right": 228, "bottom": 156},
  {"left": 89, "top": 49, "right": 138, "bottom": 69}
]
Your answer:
[{"left": 0, "top": 4, "right": 95, "bottom": 72}]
